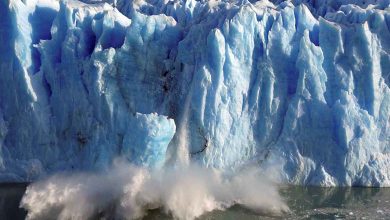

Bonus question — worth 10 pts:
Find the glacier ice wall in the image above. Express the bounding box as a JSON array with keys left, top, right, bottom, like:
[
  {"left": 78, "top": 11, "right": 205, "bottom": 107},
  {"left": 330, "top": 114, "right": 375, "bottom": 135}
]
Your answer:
[{"left": 0, "top": 0, "right": 390, "bottom": 186}]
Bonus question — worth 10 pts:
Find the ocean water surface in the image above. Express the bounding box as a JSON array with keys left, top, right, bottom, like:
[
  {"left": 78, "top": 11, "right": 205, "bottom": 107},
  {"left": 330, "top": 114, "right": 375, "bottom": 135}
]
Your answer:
[{"left": 1, "top": 183, "right": 389, "bottom": 219}]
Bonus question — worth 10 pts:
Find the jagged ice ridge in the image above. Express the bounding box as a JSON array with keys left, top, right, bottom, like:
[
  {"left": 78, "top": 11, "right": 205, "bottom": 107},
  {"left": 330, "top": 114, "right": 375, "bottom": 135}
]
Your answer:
[{"left": 0, "top": 0, "right": 390, "bottom": 186}]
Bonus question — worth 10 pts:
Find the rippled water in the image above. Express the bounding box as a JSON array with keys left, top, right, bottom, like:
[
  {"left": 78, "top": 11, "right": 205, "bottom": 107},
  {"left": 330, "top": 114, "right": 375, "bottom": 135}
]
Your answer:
[
  {"left": 1, "top": 184, "right": 389, "bottom": 219},
  {"left": 280, "top": 186, "right": 390, "bottom": 219}
]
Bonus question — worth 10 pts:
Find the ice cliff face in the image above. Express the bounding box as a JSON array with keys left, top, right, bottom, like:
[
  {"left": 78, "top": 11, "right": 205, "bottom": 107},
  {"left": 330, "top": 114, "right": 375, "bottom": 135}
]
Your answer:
[{"left": 0, "top": 0, "right": 389, "bottom": 186}]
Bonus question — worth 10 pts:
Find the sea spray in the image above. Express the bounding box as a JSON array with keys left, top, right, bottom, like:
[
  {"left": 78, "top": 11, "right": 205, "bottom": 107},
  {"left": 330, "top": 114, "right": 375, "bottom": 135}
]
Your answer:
[{"left": 20, "top": 160, "right": 288, "bottom": 220}]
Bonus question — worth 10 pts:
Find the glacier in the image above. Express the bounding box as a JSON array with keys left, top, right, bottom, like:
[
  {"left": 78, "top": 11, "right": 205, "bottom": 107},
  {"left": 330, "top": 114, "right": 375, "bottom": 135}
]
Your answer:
[{"left": 0, "top": 0, "right": 389, "bottom": 186}]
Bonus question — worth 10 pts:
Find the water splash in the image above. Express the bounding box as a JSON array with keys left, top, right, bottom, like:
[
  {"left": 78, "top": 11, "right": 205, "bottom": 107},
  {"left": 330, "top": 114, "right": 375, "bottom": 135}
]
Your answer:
[{"left": 20, "top": 161, "right": 288, "bottom": 220}]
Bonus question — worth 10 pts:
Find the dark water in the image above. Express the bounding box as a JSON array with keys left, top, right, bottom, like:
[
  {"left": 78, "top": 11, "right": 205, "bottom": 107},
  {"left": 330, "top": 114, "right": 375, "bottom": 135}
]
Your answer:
[
  {"left": 2, "top": 184, "right": 389, "bottom": 219},
  {"left": 0, "top": 183, "right": 27, "bottom": 220},
  {"left": 280, "top": 186, "right": 390, "bottom": 220}
]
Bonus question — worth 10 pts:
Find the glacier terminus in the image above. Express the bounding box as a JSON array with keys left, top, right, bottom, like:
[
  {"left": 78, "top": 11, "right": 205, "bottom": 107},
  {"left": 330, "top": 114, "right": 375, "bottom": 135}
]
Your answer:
[{"left": 0, "top": 0, "right": 390, "bottom": 186}]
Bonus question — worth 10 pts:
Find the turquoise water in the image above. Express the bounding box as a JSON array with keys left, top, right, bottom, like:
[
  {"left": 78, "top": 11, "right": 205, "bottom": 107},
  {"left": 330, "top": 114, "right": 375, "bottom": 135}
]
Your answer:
[{"left": 1, "top": 184, "right": 389, "bottom": 219}]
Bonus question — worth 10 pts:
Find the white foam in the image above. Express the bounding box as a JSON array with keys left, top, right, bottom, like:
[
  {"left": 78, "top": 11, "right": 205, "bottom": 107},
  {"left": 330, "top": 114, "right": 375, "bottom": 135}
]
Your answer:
[{"left": 20, "top": 160, "right": 288, "bottom": 220}]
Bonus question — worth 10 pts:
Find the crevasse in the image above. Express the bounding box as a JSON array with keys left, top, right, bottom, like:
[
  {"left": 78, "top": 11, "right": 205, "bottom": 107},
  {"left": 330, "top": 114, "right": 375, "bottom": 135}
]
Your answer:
[{"left": 0, "top": 0, "right": 389, "bottom": 186}]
